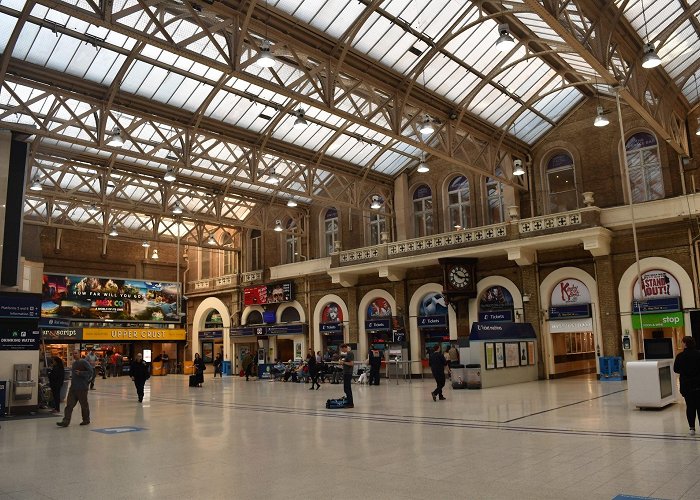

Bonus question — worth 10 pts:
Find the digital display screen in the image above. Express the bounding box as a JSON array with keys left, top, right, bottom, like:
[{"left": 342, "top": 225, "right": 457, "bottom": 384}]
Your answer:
[
  {"left": 659, "top": 366, "right": 673, "bottom": 399},
  {"left": 644, "top": 339, "right": 674, "bottom": 359}
]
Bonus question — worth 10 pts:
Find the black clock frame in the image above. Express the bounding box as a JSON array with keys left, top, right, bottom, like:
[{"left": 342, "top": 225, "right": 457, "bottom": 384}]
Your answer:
[{"left": 439, "top": 257, "right": 477, "bottom": 300}]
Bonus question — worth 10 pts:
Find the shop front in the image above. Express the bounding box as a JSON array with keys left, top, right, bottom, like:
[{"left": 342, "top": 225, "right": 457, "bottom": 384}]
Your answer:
[
  {"left": 547, "top": 278, "right": 596, "bottom": 377},
  {"left": 230, "top": 325, "right": 264, "bottom": 375},
  {"left": 632, "top": 269, "right": 685, "bottom": 359},
  {"left": 417, "top": 292, "right": 450, "bottom": 367},
  {"left": 318, "top": 301, "right": 345, "bottom": 356}
]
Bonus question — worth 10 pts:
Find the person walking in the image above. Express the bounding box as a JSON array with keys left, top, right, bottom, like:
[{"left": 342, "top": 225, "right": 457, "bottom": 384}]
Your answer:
[
  {"left": 213, "top": 353, "right": 223, "bottom": 378},
  {"left": 674, "top": 336, "right": 700, "bottom": 435},
  {"left": 339, "top": 343, "right": 354, "bottom": 408},
  {"left": 105, "top": 348, "right": 114, "bottom": 377},
  {"left": 86, "top": 349, "right": 98, "bottom": 390},
  {"left": 130, "top": 353, "right": 150, "bottom": 403},
  {"left": 193, "top": 353, "right": 206, "bottom": 387},
  {"left": 368, "top": 349, "right": 382, "bottom": 386},
  {"left": 429, "top": 344, "right": 448, "bottom": 402},
  {"left": 161, "top": 351, "right": 169, "bottom": 375},
  {"left": 56, "top": 351, "right": 93, "bottom": 427},
  {"left": 242, "top": 351, "right": 254, "bottom": 381},
  {"left": 307, "top": 348, "right": 320, "bottom": 390},
  {"left": 48, "top": 356, "right": 64, "bottom": 414}
]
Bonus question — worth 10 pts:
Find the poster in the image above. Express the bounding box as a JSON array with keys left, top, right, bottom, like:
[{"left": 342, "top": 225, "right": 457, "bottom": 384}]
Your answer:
[
  {"left": 485, "top": 342, "right": 495, "bottom": 370},
  {"left": 202, "top": 342, "right": 214, "bottom": 363},
  {"left": 519, "top": 342, "right": 528, "bottom": 366},
  {"left": 632, "top": 269, "right": 681, "bottom": 300},
  {"left": 367, "top": 298, "right": 391, "bottom": 318},
  {"left": 42, "top": 274, "right": 179, "bottom": 323},
  {"left": 527, "top": 342, "right": 536, "bottom": 365},
  {"left": 479, "top": 286, "right": 514, "bottom": 310},
  {"left": 243, "top": 282, "right": 293, "bottom": 305},
  {"left": 419, "top": 292, "right": 448, "bottom": 316},
  {"left": 495, "top": 343, "right": 504, "bottom": 368},
  {"left": 550, "top": 278, "right": 591, "bottom": 306},
  {"left": 321, "top": 302, "right": 343, "bottom": 323},
  {"left": 505, "top": 342, "right": 519, "bottom": 367}
]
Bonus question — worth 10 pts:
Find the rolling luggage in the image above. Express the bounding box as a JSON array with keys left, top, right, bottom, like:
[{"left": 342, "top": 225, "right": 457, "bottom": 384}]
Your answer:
[
  {"left": 189, "top": 375, "right": 198, "bottom": 387},
  {"left": 326, "top": 397, "right": 348, "bottom": 409}
]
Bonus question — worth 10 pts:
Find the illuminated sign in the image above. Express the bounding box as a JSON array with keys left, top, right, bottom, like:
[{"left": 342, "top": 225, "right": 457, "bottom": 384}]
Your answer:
[
  {"left": 82, "top": 328, "right": 186, "bottom": 341},
  {"left": 42, "top": 274, "right": 180, "bottom": 323}
]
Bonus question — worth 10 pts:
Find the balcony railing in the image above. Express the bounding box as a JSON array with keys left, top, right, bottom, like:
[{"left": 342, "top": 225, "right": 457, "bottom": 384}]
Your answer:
[
  {"left": 518, "top": 211, "right": 582, "bottom": 233},
  {"left": 241, "top": 270, "right": 263, "bottom": 283}
]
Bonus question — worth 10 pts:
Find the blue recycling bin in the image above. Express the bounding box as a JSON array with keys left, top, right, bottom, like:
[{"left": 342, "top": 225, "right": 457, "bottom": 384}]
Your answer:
[
  {"left": 221, "top": 360, "right": 232, "bottom": 376},
  {"left": 599, "top": 356, "right": 623, "bottom": 381}
]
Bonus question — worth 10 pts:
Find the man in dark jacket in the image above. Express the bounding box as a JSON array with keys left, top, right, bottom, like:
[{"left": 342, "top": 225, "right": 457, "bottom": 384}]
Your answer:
[
  {"left": 674, "top": 336, "right": 700, "bottom": 435},
  {"left": 57, "top": 351, "right": 93, "bottom": 427},
  {"left": 368, "top": 349, "right": 382, "bottom": 386},
  {"left": 429, "top": 344, "right": 447, "bottom": 402},
  {"left": 130, "top": 353, "right": 151, "bottom": 403}
]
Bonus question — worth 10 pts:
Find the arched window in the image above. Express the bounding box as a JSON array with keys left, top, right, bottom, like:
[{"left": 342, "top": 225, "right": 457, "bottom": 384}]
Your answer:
[
  {"left": 625, "top": 132, "right": 664, "bottom": 202},
  {"left": 249, "top": 229, "right": 262, "bottom": 271},
  {"left": 323, "top": 207, "right": 339, "bottom": 256},
  {"left": 485, "top": 168, "right": 504, "bottom": 224},
  {"left": 222, "top": 232, "right": 237, "bottom": 275},
  {"left": 413, "top": 185, "right": 433, "bottom": 237},
  {"left": 281, "top": 307, "right": 301, "bottom": 323},
  {"left": 246, "top": 310, "right": 263, "bottom": 325},
  {"left": 285, "top": 219, "right": 298, "bottom": 263},
  {"left": 547, "top": 153, "right": 578, "bottom": 213},
  {"left": 447, "top": 176, "right": 470, "bottom": 230},
  {"left": 368, "top": 197, "right": 386, "bottom": 246}
]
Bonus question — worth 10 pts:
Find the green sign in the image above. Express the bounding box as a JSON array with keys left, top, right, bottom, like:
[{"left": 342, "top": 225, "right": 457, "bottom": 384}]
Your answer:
[{"left": 631, "top": 312, "right": 684, "bottom": 329}]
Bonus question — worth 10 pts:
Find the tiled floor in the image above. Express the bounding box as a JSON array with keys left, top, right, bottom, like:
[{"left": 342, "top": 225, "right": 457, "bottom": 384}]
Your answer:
[{"left": 1, "top": 374, "right": 698, "bottom": 500}]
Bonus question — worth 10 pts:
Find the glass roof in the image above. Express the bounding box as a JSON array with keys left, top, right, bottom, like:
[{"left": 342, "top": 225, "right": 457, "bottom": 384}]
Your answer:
[{"left": 0, "top": 0, "right": 694, "bottom": 235}]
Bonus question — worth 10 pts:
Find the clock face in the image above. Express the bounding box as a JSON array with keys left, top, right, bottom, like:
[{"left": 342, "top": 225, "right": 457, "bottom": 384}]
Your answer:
[{"left": 447, "top": 265, "right": 471, "bottom": 289}]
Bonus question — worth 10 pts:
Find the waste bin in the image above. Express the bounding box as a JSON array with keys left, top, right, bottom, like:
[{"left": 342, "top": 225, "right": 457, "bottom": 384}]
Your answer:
[
  {"left": 451, "top": 365, "right": 467, "bottom": 389},
  {"left": 222, "top": 360, "right": 231, "bottom": 376},
  {"left": 465, "top": 364, "right": 481, "bottom": 389}
]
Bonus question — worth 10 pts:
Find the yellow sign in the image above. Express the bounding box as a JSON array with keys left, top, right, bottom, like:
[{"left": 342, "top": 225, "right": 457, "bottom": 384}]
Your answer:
[{"left": 82, "top": 328, "right": 186, "bottom": 341}]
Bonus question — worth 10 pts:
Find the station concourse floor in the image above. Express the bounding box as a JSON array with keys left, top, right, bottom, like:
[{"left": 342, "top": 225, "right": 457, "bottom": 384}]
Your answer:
[{"left": 1, "top": 374, "right": 699, "bottom": 500}]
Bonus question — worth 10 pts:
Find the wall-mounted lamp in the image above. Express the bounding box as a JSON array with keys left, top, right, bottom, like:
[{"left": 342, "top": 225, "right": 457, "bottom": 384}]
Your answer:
[{"left": 522, "top": 293, "right": 530, "bottom": 303}]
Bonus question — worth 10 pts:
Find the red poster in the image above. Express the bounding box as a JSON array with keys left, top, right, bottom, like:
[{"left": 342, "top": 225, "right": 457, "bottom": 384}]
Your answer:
[{"left": 244, "top": 285, "right": 268, "bottom": 306}]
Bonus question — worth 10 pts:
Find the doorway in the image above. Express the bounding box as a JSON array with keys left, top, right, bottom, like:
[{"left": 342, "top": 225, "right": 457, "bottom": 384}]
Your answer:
[{"left": 277, "top": 339, "right": 294, "bottom": 362}]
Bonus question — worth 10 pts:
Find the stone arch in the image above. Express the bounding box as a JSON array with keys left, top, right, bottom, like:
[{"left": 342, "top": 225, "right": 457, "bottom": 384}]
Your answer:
[
  {"left": 408, "top": 283, "right": 457, "bottom": 369},
  {"left": 191, "top": 297, "right": 231, "bottom": 362},
  {"left": 312, "top": 294, "right": 350, "bottom": 351},
  {"left": 358, "top": 289, "right": 397, "bottom": 358}
]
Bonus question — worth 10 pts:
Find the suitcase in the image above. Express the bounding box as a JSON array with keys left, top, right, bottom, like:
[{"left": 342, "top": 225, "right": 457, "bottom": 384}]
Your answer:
[
  {"left": 189, "top": 375, "right": 198, "bottom": 387},
  {"left": 326, "top": 397, "right": 348, "bottom": 409}
]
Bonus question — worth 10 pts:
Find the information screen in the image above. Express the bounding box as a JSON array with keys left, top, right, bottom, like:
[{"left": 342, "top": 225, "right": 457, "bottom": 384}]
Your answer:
[{"left": 659, "top": 366, "right": 673, "bottom": 399}]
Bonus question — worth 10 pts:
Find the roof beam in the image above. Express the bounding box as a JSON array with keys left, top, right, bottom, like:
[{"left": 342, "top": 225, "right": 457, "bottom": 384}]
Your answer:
[{"left": 522, "top": 0, "right": 689, "bottom": 155}]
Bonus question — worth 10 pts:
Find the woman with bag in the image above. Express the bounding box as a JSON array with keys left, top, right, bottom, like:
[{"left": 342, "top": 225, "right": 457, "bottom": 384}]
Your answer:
[
  {"left": 193, "top": 353, "right": 206, "bottom": 387},
  {"left": 674, "top": 336, "right": 700, "bottom": 435}
]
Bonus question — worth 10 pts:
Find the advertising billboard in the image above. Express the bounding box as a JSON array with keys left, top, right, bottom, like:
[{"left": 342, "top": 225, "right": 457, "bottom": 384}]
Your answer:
[
  {"left": 42, "top": 274, "right": 180, "bottom": 323},
  {"left": 243, "top": 282, "right": 293, "bottom": 306}
]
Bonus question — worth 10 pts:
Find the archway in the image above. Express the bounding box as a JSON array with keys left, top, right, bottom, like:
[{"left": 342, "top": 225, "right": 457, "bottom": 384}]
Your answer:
[
  {"left": 192, "top": 297, "right": 231, "bottom": 363},
  {"left": 409, "top": 283, "right": 457, "bottom": 372},
  {"left": 312, "top": 294, "right": 350, "bottom": 353},
  {"left": 358, "top": 289, "right": 397, "bottom": 359}
]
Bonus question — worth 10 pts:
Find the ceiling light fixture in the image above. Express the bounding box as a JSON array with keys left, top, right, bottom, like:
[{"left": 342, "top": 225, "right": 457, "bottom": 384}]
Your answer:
[
  {"left": 151, "top": 248, "right": 159, "bottom": 260},
  {"left": 370, "top": 195, "right": 382, "bottom": 210},
  {"left": 207, "top": 234, "right": 216, "bottom": 245},
  {"left": 164, "top": 166, "right": 177, "bottom": 183},
  {"left": 513, "top": 159, "right": 525, "bottom": 176},
  {"left": 641, "top": 43, "right": 661, "bottom": 69},
  {"left": 418, "top": 115, "right": 435, "bottom": 135},
  {"left": 106, "top": 127, "right": 125, "bottom": 147},
  {"left": 287, "top": 199, "right": 298, "bottom": 207},
  {"left": 29, "top": 176, "right": 43, "bottom": 192},
  {"left": 142, "top": 241, "right": 150, "bottom": 248},
  {"left": 416, "top": 153, "right": 429, "bottom": 173},
  {"left": 274, "top": 219, "right": 283, "bottom": 232},
  {"left": 109, "top": 225, "right": 118, "bottom": 237},
  {"left": 639, "top": 0, "right": 661, "bottom": 69},
  {"left": 293, "top": 109, "right": 308, "bottom": 129},
  {"left": 172, "top": 201, "right": 183, "bottom": 214},
  {"left": 495, "top": 23, "right": 516, "bottom": 52},
  {"left": 265, "top": 169, "right": 280, "bottom": 185},
  {"left": 258, "top": 39, "right": 276, "bottom": 68},
  {"left": 594, "top": 105, "right": 609, "bottom": 127}
]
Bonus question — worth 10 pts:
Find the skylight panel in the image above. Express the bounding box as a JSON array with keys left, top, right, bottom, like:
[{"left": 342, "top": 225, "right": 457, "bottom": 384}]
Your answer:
[
  {"left": 1, "top": 0, "right": 26, "bottom": 12},
  {"left": 534, "top": 86, "right": 583, "bottom": 122},
  {"left": 0, "top": 13, "right": 18, "bottom": 52},
  {"left": 467, "top": 84, "right": 519, "bottom": 127}
]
